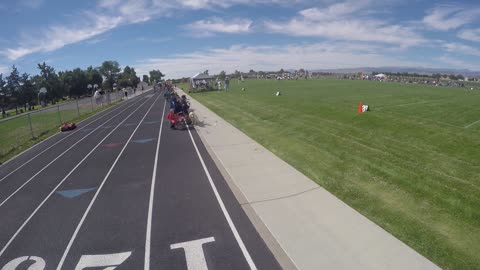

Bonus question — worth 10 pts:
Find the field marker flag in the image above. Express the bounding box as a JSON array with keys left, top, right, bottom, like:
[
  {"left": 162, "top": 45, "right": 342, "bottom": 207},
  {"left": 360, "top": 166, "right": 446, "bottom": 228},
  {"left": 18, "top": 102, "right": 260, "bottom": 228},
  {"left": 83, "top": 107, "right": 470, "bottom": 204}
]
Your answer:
[{"left": 358, "top": 101, "right": 363, "bottom": 113}]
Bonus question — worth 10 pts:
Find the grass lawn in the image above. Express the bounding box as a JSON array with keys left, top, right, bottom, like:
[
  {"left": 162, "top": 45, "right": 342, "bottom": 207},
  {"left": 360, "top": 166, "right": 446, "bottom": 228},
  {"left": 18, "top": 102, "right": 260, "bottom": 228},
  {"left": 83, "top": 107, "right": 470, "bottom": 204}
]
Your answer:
[
  {"left": 191, "top": 79, "right": 480, "bottom": 270},
  {"left": 0, "top": 100, "right": 122, "bottom": 163}
]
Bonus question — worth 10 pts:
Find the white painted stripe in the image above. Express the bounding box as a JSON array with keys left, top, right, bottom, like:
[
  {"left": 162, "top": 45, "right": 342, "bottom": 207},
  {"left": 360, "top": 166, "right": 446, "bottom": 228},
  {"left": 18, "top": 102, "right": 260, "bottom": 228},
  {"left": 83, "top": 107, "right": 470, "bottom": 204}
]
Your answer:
[
  {"left": 56, "top": 95, "right": 161, "bottom": 270},
  {"left": 0, "top": 95, "right": 155, "bottom": 258},
  {"left": 0, "top": 98, "right": 145, "bottom": 208},
  {"left": 144, "top": 99, "right": 166, "bottom": 270},
  {"left": 170, "top": 237, "right": 215, "bottom": 270},
  {"left": 74, "top": 251, "right": 132, "bottom": 270},
  {"left": 186, "top": 127, "right": 258, "bottom": 270},
  {"left": 465, "top": 119, "right": 480, "bottom": 129},
  {"left": 0, "top": 97, "right": 141, "bottom": 184}
]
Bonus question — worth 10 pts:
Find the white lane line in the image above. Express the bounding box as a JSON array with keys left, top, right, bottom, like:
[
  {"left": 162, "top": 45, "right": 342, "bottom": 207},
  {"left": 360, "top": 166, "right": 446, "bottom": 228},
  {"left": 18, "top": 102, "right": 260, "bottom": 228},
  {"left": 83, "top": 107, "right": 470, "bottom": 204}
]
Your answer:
[
  {"left": 465, "top": 119, "right": 480, "bottom": 129},
  {"left": 186, "top": 127, "right": 258, "bottom": 270},
  {"left": 144, "top": 99, "right": 166, "bottom": 270},
  {"left": 0, "top": 98, "right": 145, "bottom": 208},
  {"left": 0, "top": 95, "right": 156, "bottom": 258},
  {"left": 56, "top": 95, "right": 161, "bottom": 270},
  {"left": 0, "top": 97, "right": 141, "bottom": 184}
]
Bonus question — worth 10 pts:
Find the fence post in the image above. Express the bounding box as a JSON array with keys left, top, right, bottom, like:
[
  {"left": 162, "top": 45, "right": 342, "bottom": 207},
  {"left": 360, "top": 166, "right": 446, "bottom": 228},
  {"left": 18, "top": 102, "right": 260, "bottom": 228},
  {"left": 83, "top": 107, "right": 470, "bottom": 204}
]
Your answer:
[
  {"left": 57, "top": 105, "right": 62, "bottom": 125},
  {"left": 15, "top": 123, "right": 19, "bottom": 148},
  {"left": 27, "top": 113, "right": 34, "bottom": 138},
  {"left": 76, "top": 99, "right": 80, "bottom": 117}
]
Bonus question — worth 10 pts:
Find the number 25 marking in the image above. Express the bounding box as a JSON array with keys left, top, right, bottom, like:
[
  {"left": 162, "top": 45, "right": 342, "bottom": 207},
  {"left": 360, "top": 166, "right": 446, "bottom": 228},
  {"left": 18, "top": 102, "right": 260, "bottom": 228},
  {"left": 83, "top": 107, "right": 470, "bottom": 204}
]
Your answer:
[{"left": 1, "top": 252, "right": 131, "bottom": 270}]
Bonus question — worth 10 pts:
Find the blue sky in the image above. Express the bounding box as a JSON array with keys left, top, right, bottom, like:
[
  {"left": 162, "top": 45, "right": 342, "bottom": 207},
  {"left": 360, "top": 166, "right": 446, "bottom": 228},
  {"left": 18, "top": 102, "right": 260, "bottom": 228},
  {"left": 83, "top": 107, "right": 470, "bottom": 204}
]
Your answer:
[{"left": 1, "top": 0, "right": 480, "bottom": 78}]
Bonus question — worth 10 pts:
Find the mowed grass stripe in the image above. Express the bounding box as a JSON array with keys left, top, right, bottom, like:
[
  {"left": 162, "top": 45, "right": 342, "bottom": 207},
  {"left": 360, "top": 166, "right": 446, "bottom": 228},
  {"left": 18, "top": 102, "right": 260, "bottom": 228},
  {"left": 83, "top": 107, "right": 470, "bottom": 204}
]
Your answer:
[{"left": 191, "top": 79, "right": 480, "bottom": 270}]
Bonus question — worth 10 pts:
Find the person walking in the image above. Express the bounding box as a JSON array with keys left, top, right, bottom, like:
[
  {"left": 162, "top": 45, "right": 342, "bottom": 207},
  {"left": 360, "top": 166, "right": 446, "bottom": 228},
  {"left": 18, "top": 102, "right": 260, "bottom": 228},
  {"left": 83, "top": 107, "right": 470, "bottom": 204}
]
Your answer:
[{"left": 224, "top": 77, "right": 230, "bottom": 92}]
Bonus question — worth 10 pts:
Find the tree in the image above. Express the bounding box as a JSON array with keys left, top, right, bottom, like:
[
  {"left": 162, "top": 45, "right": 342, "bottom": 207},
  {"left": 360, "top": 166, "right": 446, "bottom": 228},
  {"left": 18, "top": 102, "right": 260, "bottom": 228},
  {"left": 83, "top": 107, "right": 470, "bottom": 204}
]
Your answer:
[
  {"left": 69, "top": 68, "right": 88, "bottom": 97},
  {"left": 6, "top": 66, "right": 20, "bottom": 97},
  {"left": 118, "top": 66, "right": 138, "bottom": 88},
  {"left": 58, "top": 71, "right": 73, "bottom": 98},
  {"left": 218, "top": 71, "right": 226, "bottom": 81},
  {"left": 86, "top": 66, "right": 103, "bottom": 87},
  {"left": 6, "top": 66, "right": 22, "bottom": 109},
  {"left": 0, "top": 74, "right": 7, "bottom": 109},
  {"left": 99, "top": 61, "right": 121, "bottom": 91},
  {"left": 448, "top": 74, "right": 458, "bottom": 80},
  {"left": 203, "top": 70, "right": 209, "bottom": 75},
  {"left": 149, "top": 70, "right": 165, "bottom": 83},
  {"left": 37, "top": 62, "right": 63, "bottom": 102},
  {"left": 142, "top": 75, "right": 149, "bottom": 84},
  {"left": 457, "top": 74, "right": 465, "bottom": 81},
  {"left": 19, "top": 73, "right": 36, "bottom": 106}
]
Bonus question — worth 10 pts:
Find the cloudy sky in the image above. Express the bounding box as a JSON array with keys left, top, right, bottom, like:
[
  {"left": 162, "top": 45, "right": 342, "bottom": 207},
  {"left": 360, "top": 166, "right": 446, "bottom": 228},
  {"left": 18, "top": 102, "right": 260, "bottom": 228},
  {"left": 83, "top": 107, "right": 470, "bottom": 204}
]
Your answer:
[{"left": 1, "top": 0, "right": 480, "bottom": 78}]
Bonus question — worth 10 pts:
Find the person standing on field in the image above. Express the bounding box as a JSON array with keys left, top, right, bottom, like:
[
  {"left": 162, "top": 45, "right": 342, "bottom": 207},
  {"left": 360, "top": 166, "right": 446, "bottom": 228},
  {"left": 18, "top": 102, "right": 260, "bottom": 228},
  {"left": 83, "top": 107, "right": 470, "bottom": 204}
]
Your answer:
[{"left": 224, "top": 77, "right": 230, "bottom": 92}]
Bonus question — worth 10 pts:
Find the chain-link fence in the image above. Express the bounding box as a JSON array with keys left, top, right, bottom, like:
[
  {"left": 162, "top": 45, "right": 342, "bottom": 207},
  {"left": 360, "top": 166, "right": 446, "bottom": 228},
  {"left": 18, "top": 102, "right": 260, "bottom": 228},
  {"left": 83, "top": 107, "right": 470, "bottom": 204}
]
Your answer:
[{"left": 0, "top": 91, "right": 128, "bottom": 160}]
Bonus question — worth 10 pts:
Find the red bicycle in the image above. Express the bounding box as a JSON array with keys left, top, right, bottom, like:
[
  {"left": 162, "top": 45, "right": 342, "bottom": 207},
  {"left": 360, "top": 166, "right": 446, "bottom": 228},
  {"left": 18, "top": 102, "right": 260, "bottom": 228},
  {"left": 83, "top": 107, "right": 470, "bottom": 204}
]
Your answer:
[{"left": 167, "top": 111, "right": 191, "bottom": 129}]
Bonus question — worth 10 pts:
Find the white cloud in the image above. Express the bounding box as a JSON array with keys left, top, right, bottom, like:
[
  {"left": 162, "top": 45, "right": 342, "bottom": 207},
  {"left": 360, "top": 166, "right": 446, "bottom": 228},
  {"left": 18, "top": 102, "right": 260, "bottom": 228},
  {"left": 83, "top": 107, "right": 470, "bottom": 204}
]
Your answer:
[
  {"left": 442, "top": 42, "right": 480, "bottom": 57},
  {"left": 438, "top": 56, "right": 480, "bottom": 71},
  {"left": 2, "top": 14, "right": 123, "bottom": 61},
  {"left": 20, "top": 0, "right": 44, "bottom": 9},
  {"left": 3, "top": 0, "right": 274, "bottom": 61},
  {"left": 133, "top": 42, "right": 426, "bottom": 78},
  {"left": 423, "top": 5, "right": 480, "bottom": 31},
  {"left": 265, "top": 1, "right": 424, "bottom": 48},
  {"left": 136, "top": 37, "right": 173, "bottom": 43},
  {"left": 299, "top": 0, "right": 371, "bottom": 20},
  {"left": 458, "top": 28, "right": 480, "bottom": 42},
  {"left": 186, "top": 17, "right": 252, "bottom": 36}
]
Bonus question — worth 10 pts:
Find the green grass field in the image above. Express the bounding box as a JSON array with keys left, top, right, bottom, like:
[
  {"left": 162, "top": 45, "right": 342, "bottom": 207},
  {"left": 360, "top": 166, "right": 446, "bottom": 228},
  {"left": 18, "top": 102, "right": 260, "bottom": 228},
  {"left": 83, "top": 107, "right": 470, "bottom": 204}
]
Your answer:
[
  {"left": 191, "top": 79, "right": 480, "bottom": 270},
  {"left": 0, "top": 101, "right": 121, "bottom": 163}
]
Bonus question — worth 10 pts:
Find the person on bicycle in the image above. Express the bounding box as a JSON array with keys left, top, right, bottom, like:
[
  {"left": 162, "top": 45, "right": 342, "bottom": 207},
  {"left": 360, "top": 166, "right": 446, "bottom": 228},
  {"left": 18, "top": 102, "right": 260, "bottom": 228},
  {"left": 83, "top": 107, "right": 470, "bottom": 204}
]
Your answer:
[
  {"left": 170, "top": 94, "right": 181, "bottom": 114},
  {"left": 180, "top": 95, "right": 189, "bottom": 114}
]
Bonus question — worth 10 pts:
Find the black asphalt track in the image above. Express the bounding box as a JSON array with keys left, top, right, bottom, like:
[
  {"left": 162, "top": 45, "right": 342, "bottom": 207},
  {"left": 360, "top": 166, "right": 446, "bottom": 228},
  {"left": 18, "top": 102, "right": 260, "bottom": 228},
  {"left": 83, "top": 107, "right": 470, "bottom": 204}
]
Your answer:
[{"left": 0, "top": 91, "right": 281, "bottom": 270}]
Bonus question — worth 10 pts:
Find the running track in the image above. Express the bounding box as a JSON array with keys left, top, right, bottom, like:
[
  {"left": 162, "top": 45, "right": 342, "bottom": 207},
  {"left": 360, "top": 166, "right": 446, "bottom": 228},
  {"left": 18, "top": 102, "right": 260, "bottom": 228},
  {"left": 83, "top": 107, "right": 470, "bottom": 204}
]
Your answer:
[{"left": 0, "top": 91, "right": 281, "bottom": 269}]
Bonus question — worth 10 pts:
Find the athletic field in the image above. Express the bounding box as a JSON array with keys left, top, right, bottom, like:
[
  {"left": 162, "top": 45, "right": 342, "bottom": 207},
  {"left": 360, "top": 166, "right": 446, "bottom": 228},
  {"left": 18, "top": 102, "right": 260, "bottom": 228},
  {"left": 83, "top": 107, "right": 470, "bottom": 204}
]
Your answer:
[{"left": 191, "top": 79, "right": 480, "bottom": 270}]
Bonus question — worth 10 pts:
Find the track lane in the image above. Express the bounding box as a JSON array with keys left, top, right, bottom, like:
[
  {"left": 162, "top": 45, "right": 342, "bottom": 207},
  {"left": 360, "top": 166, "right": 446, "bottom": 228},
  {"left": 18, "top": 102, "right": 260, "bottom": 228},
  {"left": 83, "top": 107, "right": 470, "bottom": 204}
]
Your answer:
[
  {"left": 56, "top": 94, "right": 161, "bottom": 269},
  {"left": 146, "top": 109, "right": 281, "bottom": 269},
  {"left": 0, "top": 91, "right": 152, "bottom": 182},
  {"left": 0, "top": 96, "right": 146, "bottom": 206},
  {"left": 55, "top": 96, "right": 165, "bottom": 270},
  {"left": 0, "top": 95, "right": 157, "bottom": 262},
  {"left": 0, "top": 94, "right": 148, "bottom": 187}
]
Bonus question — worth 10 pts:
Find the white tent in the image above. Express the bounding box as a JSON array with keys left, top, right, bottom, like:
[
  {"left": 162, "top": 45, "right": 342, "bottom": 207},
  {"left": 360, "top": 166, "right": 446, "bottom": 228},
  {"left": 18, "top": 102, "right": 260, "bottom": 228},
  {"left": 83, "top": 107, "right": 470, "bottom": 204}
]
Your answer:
[
  {"left": 374, "top": 73, "right": 386, "bottom": 78},
  {"left": 190, "top": 72, "right": 215, "bottom": 92}
]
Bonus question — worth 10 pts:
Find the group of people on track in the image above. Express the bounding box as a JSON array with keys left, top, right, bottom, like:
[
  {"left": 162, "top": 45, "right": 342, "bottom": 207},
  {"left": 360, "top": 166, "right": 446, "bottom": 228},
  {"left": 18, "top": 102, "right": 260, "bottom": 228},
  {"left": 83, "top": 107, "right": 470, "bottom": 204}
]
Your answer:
[{"left": 164, "top": 87, "right": 192, "bottom": 128}]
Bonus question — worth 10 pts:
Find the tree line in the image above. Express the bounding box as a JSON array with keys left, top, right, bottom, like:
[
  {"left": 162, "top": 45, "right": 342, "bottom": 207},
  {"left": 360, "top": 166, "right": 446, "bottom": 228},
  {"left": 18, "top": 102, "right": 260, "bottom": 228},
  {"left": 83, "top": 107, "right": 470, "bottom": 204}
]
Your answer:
[
  {"left": 0, "top": 60, "right": 165, "bottom": 111},
  {"left": 372, "top": 71, "right": 468, "bottom": 81}
]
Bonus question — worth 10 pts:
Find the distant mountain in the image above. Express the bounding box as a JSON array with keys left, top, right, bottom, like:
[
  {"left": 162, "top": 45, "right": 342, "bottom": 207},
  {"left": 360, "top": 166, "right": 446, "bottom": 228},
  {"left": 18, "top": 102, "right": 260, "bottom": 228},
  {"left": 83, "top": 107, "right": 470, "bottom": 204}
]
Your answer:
[{"left": 310, "top": 67, "right": 480, "bottom": 76}]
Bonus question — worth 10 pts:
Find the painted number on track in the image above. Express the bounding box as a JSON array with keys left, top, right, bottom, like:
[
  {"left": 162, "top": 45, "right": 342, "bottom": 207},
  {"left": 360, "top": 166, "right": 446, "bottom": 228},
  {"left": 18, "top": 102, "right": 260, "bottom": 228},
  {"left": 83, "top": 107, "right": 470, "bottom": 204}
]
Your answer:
[
  {"left": 2, "top": 252, "right": 131, "bottom": 270},
  {"left": 2, "top": 236, "right": 215, "bottom": 269},
  {"left": 2, "top": 256, "right": 46, "bottom": 270},
  {"left": 170, "top": 237, "right": 215, "bottom": 270}
]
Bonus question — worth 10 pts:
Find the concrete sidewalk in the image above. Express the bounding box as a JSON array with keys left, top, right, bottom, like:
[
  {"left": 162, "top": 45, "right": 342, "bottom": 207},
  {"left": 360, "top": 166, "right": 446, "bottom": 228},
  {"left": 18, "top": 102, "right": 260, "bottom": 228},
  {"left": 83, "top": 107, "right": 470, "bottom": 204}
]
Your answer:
[{"left": 176, "top": 88, "right": 442, "bottom": 270}]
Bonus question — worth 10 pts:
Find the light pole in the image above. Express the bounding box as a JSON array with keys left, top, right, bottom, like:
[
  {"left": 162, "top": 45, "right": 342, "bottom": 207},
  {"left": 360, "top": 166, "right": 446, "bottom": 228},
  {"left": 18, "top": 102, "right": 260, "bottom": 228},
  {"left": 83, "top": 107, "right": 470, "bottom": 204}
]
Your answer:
[{"left": 87, "top": 84, "right": 92, "bottom": 96}]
